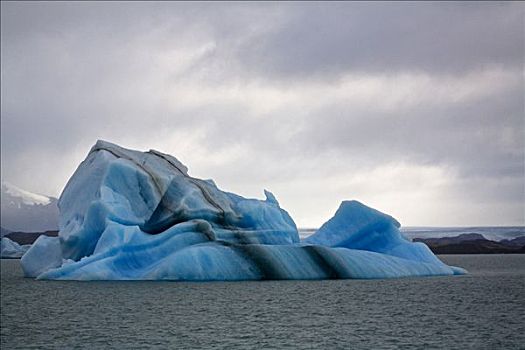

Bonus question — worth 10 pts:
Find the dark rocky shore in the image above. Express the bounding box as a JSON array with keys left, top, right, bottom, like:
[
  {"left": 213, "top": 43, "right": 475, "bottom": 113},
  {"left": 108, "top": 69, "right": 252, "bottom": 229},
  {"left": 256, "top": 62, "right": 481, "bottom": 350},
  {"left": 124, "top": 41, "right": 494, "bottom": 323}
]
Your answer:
[{"left": 414, "top": 234, "right": 525, "bottom": 254}]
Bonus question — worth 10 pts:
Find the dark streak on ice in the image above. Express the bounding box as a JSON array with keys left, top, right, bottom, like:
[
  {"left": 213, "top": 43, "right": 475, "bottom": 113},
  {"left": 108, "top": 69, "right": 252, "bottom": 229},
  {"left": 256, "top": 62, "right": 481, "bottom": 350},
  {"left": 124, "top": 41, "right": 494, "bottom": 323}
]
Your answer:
[
  {"left": 91, "top": 144, "right": 241, "bottom": 235},
  {"left": 302, "top": 245, "right": 341, "bottom": 279}
]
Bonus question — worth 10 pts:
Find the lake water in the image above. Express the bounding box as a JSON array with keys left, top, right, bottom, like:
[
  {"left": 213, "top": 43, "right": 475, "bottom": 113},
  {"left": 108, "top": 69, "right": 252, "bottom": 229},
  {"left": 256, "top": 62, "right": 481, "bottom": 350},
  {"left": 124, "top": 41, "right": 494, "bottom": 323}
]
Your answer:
[{"left": 1, "top": 255, "right": 524, "bottom": 349}]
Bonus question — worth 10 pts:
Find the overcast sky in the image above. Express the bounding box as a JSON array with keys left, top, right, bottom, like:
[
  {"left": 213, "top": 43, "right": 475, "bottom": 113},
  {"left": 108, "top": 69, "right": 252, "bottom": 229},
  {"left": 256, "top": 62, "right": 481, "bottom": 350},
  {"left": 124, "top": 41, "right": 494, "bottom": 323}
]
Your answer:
[{"left": 1, "top": 1, "right": 524, "bottom": 227}]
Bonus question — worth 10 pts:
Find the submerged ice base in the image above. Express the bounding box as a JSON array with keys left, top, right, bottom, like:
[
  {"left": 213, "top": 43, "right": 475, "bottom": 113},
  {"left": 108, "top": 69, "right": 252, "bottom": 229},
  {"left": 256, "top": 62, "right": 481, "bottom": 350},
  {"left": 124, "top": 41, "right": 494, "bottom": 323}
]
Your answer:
[{"left": 21, "top": 141, "right": 466, "bottom": 280}]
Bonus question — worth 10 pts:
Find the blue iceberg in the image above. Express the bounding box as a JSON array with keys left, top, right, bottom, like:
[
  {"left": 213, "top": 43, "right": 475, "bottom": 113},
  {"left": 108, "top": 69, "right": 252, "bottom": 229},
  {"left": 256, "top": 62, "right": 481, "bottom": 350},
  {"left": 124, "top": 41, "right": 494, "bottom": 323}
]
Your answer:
[
  {"left": 1, "top": 237, "right": 31, "bottom": 258},
  {"left": 21, "top": 141, "right": 466, "bottom": 280}
]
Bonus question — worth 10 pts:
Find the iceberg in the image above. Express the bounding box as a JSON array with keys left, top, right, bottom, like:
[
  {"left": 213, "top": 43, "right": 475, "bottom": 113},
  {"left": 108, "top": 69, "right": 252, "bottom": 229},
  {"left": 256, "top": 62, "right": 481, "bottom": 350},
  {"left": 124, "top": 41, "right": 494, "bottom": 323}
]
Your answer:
[
  {"left": 20, "top": 235, "right": 62, "bottom": 277},
  {"left": 1, "top": 237, "right": 30, "bottom": 258},
  {"left": 305, "top": 201, "right": 447, "bottom": 265},
  {"left": 21, "top": 140, "right": 466, "bottom": 280}
]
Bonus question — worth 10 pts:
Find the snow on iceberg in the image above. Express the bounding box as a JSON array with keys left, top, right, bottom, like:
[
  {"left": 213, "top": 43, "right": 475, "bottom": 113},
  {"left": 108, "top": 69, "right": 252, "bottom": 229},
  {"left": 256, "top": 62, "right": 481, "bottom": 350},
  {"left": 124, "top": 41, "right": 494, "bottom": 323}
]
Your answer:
[
  {"left": 21, "top": 140, "right": 466, "bottom": 280},
  {"left": 1, "top": 237, "right": 31, "bottom": 258}
]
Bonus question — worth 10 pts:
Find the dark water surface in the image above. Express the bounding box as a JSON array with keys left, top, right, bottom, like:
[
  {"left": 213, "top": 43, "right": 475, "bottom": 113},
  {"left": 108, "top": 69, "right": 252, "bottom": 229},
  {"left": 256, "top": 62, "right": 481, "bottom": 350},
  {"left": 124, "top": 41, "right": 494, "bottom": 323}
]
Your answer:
[{"left": 2, "top": 255, "right": 524, "bottom": 349}]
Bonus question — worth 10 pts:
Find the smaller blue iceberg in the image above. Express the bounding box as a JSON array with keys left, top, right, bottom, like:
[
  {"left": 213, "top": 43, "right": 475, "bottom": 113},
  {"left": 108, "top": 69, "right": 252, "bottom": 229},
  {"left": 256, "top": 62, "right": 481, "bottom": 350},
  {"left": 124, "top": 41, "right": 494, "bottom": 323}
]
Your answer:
[
  {"left": 1, "top": 237, "right": 30, "bottom": 258},
  {"left": 21, "top": 141, "right": 466, "bottom": 280}
]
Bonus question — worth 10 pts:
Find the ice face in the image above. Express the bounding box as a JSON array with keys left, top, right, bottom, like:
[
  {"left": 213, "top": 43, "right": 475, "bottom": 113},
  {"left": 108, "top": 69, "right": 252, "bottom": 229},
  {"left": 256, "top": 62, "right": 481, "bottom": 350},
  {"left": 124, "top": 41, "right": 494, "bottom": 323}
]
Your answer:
[
  {"left": 20, "top": 235, "right": 62, "bottom": 277},
  {"left": 55, "top": 141, "right": 298, "bottom": 262},
  {"left": 21, "top": 140, "right": 466, "bottom": 280}
]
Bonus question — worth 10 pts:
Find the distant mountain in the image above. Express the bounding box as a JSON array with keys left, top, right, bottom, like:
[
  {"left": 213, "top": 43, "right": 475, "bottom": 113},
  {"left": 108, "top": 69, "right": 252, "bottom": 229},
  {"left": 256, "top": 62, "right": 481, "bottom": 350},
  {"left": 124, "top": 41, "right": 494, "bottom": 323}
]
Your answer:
[
  {"left": 401, "top": 226, "right": 525, "bottom": 241},
  {"left": 4, "top": 230, "right": 58, "bottom": 245},
  {"left": 0, "top": 226, "right": 11, "bottom": 237},
  {"left": 414, "top": 234, "right": 525, "bottom": 254},
  {"left": 1, "top": 181, "right": 59, "bottom": 232},
  {"left": 500, "top": 236, "right": 525, "bottom": 247},
  {"left": 414, "top": 233, "right": 487, "bottom": 246}
]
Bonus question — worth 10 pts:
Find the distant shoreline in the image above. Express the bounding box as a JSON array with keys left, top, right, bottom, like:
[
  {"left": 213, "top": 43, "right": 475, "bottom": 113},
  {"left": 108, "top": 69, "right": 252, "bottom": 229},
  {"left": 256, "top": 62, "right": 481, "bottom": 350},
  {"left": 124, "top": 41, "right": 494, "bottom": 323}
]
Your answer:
[{"left": 415, "top": 239, "right": 525, "bottom": 254}]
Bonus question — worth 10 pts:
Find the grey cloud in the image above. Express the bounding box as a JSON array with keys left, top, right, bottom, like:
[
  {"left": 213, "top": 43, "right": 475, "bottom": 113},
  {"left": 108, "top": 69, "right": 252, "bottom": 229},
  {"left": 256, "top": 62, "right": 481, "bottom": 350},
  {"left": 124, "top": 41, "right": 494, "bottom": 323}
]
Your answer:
[
  {"left": 295, "top": 74, "right": 524, "bottom": 180},
  {"left": 235, "top": 2, "right": 524, "bottom": 79}
]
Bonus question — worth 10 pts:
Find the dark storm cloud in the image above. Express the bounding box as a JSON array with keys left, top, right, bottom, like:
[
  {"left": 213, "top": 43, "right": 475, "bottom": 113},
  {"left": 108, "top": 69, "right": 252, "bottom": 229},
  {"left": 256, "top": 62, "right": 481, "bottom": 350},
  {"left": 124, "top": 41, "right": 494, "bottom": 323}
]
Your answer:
[{"left": 0, "top": 1, "right": 523, "bottom": 225}]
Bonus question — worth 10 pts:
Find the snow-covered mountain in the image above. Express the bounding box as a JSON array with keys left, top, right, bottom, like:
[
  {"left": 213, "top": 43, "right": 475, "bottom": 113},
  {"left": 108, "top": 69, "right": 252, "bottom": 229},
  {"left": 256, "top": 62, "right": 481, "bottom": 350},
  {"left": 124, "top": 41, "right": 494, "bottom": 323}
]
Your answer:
[{"left": 1, "top": 181, "right": 59, "bottom": 233}]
